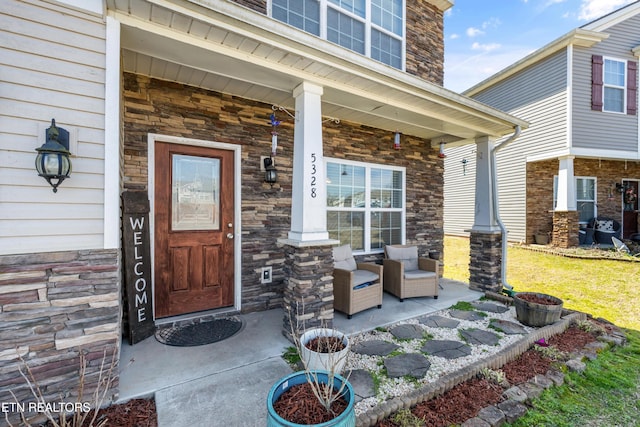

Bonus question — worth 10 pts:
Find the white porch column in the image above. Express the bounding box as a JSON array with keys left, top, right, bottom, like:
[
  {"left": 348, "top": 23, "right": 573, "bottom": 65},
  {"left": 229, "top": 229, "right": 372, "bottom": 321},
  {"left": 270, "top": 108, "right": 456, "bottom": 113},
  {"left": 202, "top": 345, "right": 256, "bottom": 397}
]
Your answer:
[
  {"left": 471, "top": 136, "right": 500, "bottom": 232},
  {"left": 555, "top": 156, "right": 576, "bottom": 211},
  {"left": 288, "top": 82, "right": 330, "bottom": 242}
]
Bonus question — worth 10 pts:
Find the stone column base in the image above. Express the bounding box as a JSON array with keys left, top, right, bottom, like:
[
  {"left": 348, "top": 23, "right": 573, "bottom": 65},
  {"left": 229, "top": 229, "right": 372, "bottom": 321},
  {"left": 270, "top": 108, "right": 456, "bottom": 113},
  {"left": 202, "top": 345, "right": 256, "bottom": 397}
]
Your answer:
[
  {"left": 552, "top": 211, "right": 579, "bottom": 248},
  {"left": 281, "top": 241, "right": 335, "bottom": 342},
  {"left": 468, "top": 230, "right": 503, "bottom": 293}
]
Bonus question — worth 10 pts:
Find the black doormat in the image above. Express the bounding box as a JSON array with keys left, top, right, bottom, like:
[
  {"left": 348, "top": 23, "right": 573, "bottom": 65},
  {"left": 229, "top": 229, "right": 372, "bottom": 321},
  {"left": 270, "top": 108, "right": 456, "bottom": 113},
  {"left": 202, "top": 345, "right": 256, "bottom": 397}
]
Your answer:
[{"left": 155, "top": 317, "right": 243, "bottom": 347}]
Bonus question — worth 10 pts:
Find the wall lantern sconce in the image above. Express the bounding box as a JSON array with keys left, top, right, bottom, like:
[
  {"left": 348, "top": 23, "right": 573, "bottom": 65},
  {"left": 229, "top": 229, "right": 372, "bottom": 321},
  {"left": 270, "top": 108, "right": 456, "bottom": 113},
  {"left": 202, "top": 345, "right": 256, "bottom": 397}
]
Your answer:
[
  {"left": 615, "top": 183, "right": 626, "bottom": 193},
  {"left": 393, "top": 131, "right": 401, "bottom": 150},
  {"left": 35, "top": 119, "right": 71, "bottom": 193},
  {"left": 264, "top": 157, "right": 277, "bottom": 187}
]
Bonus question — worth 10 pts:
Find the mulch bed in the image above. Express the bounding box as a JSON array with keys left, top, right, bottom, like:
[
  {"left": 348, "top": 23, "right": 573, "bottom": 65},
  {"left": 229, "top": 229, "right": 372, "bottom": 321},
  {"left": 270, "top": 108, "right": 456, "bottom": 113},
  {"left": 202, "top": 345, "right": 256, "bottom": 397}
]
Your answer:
[
  {"left": 376, "top": 324, "right": 600, "bottom": 427},
  {"left": 272, "top": 382, "right": 349, "bottom": 424},
  {"left": 42, "top": 398, "right": 156, "bottom": 427}
]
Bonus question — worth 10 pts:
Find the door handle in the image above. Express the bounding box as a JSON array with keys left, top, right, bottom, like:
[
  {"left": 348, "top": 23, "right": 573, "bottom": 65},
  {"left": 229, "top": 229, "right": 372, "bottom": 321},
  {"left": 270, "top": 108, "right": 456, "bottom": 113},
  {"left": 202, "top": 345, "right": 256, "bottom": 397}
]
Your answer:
[{"left": 227, "top": 233, "right": 234, "bottom": 239}]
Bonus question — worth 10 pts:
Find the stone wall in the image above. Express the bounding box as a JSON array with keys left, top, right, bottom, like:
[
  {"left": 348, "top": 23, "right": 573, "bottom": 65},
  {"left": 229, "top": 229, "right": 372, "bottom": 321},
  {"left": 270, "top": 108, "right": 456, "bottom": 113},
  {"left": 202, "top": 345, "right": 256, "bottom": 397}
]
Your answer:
[
  {"left": 526, "top": 158, "right": 640, "bottom": 245},
  {"left": 553, "top": 211, "right": 580, "bottom": 248},
  {"left": 405, "top": 1, "right": 445, "bottom": 85},
  {"left": 0, "top": 249, "right": 120, "bottom": 425},
  {"left": 281, "top": 244, "right": 335, "bottom": 339},
  {"left": 230, "top": 0, "right": 444, "bottom": 85},
  {"left": 468, "top": 231, "right": 502, "bottom": 293},
  {"left": 123, "top": 73, "right": 443, "bottom": 313}
]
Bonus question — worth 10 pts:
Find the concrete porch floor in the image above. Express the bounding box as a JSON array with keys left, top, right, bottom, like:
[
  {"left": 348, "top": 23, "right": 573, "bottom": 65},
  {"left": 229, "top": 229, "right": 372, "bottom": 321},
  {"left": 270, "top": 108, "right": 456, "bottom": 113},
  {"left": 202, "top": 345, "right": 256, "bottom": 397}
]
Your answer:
[{"left": 118, "top": 279, "right": 482, "bottom": 427}]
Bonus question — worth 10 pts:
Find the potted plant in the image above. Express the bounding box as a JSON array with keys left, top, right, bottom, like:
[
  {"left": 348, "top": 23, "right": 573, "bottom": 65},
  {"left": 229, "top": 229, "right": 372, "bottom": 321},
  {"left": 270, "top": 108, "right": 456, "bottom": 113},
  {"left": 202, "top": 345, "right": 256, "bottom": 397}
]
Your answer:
[
  {"left": 267, "top": 308, "right": 355, "bottom": 426},
  {"left": 534, "top": 231, "right": 550, "bottom": 245},
  {"left": 513, "top": 292, "right": 563, "bottom": 327},
  {"left": 299, "top": 327, "right": 350, "bottom": 374}
]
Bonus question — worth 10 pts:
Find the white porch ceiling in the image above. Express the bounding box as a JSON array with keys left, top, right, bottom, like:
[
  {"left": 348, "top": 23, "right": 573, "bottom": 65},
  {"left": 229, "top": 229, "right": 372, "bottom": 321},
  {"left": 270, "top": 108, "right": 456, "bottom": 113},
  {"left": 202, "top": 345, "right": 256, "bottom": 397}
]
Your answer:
[{"left": 109, "top": 0, "right": 528, "bottom": 145}]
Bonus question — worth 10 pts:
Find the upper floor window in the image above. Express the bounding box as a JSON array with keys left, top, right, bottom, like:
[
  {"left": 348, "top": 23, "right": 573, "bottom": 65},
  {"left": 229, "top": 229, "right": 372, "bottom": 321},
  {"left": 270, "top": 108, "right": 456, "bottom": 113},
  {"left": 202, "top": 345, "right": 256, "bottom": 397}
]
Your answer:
[
  {"left": 591, "top": 55, "right": 637, "bottom": 115},
  {"left": 326, "top": 159, "right": 405, "bottom": 253},
  {"left": 603, "top": 59, "right": 626, "bottom": 113},
  {"left": 271, "top": 0, "right": 405, "bottom": 70}
]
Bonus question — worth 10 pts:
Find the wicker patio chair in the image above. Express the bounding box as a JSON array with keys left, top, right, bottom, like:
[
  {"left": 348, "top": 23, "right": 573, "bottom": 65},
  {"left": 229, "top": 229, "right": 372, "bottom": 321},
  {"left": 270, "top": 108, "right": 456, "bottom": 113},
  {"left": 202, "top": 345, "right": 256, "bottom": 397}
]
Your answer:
[
  {"left": 332, "top": 244, "right": 383, "bottom": 319},
  {"left": 383, "top": 245, "right": 438, "bottom": 302}
]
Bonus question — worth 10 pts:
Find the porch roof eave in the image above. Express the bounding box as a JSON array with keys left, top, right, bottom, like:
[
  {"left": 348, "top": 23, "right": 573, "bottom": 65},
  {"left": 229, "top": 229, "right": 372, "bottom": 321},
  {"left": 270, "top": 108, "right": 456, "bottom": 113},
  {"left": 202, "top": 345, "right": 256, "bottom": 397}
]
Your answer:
[{"left": 108, "top": 0, "right": 528, "bottom": 145}]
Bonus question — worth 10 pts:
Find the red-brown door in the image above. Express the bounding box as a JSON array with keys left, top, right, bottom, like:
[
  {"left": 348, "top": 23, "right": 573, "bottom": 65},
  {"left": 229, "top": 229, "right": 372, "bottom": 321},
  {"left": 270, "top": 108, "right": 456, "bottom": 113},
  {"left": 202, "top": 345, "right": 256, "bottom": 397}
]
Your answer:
[{"left": 154, "top": 142, "right": 234, "bottom": 318}]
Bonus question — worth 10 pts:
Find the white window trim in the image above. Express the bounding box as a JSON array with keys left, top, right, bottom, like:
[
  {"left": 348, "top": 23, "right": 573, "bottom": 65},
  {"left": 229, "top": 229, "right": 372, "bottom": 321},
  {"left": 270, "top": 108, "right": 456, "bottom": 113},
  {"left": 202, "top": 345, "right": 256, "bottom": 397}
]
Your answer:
[
  {"left": 268, "top": 0, "right": 406, "bottom": 71},
  {"left": 325, "top": 157, "right": 406, "bottom": 254},
  {"left": 602, "top": 56, "right": 627, "bottom": 114},
  {"left": 553, "top": 175, "right": 597, "bottom": 223}
]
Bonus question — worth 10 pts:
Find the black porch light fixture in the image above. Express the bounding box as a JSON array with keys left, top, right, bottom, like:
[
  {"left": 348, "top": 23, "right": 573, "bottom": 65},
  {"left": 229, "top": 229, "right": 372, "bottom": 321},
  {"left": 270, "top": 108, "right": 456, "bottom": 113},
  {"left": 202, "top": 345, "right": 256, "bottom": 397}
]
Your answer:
[
  {"left": 264, "top": 156, "right": 277, "bottom": 187},
  {"left": 35, "top": 119, "right": 72, "bottom": 193}
]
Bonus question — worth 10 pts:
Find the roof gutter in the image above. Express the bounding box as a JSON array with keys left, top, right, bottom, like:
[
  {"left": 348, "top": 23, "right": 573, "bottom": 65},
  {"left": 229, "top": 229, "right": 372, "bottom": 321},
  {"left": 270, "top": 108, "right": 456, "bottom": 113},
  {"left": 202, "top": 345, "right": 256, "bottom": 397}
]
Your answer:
[{"left": 490, "top": 125, "right": 521, "bottom": 295}]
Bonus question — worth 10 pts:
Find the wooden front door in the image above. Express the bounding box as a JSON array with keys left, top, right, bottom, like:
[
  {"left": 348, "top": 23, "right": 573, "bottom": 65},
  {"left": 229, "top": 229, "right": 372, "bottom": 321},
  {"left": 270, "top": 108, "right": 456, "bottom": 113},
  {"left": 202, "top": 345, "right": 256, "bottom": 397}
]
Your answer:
[
  {"left": 622, "top": 180, "right": 639, "bottom": 239},
  {"left": 154, "top": 142, "right": 235, "bottom": 318}
]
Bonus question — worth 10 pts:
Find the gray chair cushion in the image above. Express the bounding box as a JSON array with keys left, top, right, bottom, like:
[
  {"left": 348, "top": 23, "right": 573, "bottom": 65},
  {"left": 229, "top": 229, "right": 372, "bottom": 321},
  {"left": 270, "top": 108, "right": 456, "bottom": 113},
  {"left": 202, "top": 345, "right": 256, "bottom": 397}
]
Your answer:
[
  {"left": 386, "top": 245, "right": 419, "bottom": 271},
  {"left": 404, "top": 270, "right": 437, "bottom": 280},
  {"left": 333, "top": 244, "right": 357, "bottom": 271},
  {"left": 352, "top": 269, "right": 380, "bottom": 287}
]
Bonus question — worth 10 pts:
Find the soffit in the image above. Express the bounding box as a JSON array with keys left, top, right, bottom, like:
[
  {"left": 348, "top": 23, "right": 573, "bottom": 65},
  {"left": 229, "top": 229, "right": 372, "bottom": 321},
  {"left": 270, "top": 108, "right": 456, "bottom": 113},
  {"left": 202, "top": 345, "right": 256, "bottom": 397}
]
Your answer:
[{"left": 108, "top": 0, "right": 526, "bottom": 144}]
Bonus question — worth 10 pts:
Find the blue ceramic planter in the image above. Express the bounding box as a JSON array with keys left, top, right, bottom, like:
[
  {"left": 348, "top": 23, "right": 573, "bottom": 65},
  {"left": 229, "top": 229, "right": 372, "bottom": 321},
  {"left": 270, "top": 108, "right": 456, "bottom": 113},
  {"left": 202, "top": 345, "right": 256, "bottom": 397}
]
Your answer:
[{"left": 266, "top": 370, "right": 355, "bottom": 427}]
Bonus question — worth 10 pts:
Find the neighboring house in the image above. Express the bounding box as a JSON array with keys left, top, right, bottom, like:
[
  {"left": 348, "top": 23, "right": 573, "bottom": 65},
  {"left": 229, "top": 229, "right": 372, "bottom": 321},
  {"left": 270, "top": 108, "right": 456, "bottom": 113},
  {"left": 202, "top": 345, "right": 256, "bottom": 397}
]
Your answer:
[
  {"left": 444, "top": 2, "right": 640, "bottom": 248},
  {"left": 0, "top": 0, "right": 524, "bottom": 421}
]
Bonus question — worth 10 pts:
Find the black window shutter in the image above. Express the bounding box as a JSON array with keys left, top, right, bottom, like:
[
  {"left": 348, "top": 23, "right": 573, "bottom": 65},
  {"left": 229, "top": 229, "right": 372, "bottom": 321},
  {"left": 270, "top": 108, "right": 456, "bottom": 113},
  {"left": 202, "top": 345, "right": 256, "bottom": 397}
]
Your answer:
[
  {"left": 627, "top": 61, "right": 637, "bottom": 115},
  {"left": 592, "top": 55, "right": 603, "bottom": 111}
]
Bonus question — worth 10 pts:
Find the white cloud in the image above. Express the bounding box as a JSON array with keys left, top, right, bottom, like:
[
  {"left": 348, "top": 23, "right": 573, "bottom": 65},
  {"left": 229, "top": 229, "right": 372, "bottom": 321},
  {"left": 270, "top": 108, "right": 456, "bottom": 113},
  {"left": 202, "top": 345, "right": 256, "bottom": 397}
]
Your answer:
[
  {"left": 471, "top": 42, "right": 501, "bottom": 52},
  {"left": 481, "top": 17, "right": 502, "bottom": 30},
  {"left": 444, "top": 47, "right": 534, "bottom": 93},
  {"left": 578, "top": 0, "right": 635, "bottom": 20},
  {"left": 450, "top": 33, "right": 460, "bottom": 40},
  {"left": 466, "top": 27, "right": 484, "bottom": 37}
]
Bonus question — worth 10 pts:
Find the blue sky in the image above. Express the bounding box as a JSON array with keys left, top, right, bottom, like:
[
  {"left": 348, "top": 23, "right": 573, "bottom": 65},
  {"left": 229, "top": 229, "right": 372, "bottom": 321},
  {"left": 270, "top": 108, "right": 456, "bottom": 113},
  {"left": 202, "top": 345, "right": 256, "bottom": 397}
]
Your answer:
[{"left": 443, "top": 0, "right": 638, "bottom": 92}]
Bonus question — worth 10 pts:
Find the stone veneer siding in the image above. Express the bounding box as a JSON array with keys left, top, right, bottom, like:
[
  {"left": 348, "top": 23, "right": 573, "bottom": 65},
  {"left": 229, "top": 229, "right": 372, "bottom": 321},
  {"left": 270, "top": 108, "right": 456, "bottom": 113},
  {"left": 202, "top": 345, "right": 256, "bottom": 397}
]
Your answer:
[
  {"left": 527, "top": 158, "right": 640, "bottom": 246},
  {"left": 230, "top": 0, "right": 444, "bottom": 85},
  {"left": 553, "top": 211, "right": 580, "bottom": 248},
  {"left": 123, "top": 73, "right": 444, "bottom": 314},
  {"left": 468, "top": 231, "right": 502, "bottom": 293},
  {"left": 0, "top": 249, "right": 120, "bottom": 425},
  {"left": 281, "top": 244, "right": 335, "bottom": 339}
]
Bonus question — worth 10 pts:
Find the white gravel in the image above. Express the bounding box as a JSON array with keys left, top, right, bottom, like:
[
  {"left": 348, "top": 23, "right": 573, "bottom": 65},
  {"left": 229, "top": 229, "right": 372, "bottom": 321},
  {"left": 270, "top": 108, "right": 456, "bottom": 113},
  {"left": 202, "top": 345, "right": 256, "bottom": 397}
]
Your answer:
[{"left": 342, "top": 303, "right": 534, "bottom": 416}]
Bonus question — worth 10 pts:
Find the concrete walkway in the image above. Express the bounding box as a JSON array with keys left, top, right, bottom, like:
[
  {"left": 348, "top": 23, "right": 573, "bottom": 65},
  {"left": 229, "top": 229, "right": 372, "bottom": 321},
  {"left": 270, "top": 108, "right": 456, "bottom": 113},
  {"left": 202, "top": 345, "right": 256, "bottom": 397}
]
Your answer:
[{"left": 117, "top": 279, "right": 482, "bottom": 427}]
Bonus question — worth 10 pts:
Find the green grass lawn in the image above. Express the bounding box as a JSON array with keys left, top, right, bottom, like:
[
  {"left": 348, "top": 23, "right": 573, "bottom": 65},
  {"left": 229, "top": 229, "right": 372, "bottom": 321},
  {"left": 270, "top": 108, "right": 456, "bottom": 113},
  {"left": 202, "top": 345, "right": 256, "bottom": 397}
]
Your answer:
[
  {"left": 443, "top": 235, "right": 640, "bottom": 331},
  {"left": 444, "top": 235, "right": 640, "bottom": 426}
]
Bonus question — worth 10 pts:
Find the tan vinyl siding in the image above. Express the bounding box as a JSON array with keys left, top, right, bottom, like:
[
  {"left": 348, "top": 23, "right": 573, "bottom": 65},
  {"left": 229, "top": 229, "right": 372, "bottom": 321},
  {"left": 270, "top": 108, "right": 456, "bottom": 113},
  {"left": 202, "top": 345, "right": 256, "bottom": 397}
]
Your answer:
[
  {"left": 0, "top": 0, "right": 106, "bottom": 255},
  {"left": 445, "top": 50, "right": 569, "bottom": 242},
  {"left": 572, "top": 16, "right": 640, "bottom": 152}
]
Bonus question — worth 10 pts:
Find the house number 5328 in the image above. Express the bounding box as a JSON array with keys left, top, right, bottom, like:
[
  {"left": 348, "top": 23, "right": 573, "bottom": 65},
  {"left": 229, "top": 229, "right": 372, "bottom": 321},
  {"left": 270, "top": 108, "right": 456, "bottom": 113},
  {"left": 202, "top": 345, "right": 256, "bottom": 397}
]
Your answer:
[{"left": 310, "top": 153, "right": 317, "bottom": 198}]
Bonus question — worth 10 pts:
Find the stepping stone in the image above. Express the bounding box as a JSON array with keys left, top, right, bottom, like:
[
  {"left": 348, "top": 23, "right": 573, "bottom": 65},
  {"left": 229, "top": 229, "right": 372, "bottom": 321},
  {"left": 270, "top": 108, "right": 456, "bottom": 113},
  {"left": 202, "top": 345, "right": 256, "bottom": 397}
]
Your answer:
[
  {"left": 346, "top": 369, "right": 375, "bottom": 402},
  {"left": 449, "top": 309, "right": 484, "bottom": 320},
  {"left": 389, "top": 324, "right": 424, "bottom": 340},
  {"left": 490, "top": 319, "right": 527, "bottom": 335},
  {"left": 384, "top": 353, "right": 431, "bottom": 379},
  {"left": 351, "top": 340, "right": 400, "bottom": 356},
  {"left": 449, "top": 309, "right": 485, "bottom": 321},
  {"left": 459, "top": 328, "right": 501, "bottom": 346},
  {"left": 421, "top": 340, "right": 472, "bottom": 359},
  {"left": 471, "top": 301, "right": 510, "bottom": 313},
  {"left": 419, "top": 315, "right": 460, "bottom": 329}
]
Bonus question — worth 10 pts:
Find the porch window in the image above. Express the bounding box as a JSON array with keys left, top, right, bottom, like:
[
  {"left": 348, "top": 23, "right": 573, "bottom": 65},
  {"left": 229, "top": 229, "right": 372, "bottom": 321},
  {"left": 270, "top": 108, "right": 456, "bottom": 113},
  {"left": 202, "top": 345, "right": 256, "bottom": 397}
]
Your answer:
[
  {"left": 553, "top": 176, "right": 596, "bottom": 223},
  {"left": 326, "top": 159, "right": 405, "bottom": 252},
  {"left": 271, "top": 0, "right": 405, "bottom": 70}
]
